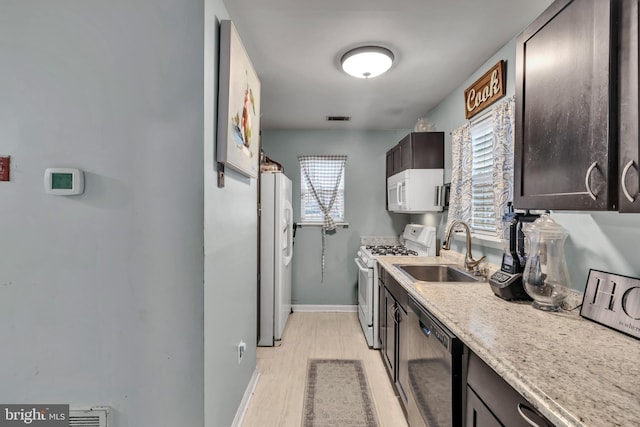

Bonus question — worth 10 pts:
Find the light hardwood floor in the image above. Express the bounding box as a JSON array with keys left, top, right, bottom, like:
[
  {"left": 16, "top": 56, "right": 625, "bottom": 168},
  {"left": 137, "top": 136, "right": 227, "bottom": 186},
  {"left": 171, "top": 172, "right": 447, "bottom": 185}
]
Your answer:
[{"left": 241, "top": 311, "right": 408, "bottom": 427}]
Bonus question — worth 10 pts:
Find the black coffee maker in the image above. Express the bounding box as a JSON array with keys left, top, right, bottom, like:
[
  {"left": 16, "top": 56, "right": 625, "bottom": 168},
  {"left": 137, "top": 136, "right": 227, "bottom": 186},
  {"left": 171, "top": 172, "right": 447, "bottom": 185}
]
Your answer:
[{"left": 489, "top": 203, "right": 538, "bottom": 300}]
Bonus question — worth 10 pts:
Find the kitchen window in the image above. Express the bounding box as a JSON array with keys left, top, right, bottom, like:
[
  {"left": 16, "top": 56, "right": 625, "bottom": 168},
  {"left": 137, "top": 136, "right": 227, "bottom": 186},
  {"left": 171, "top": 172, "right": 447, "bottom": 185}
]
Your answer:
[
  {"left": 470, "top": 113, "right": 495, "bottom": 234},
  {"left": 298, "top": 155, "right": 347, "bottom": 226},
  {"left": 447, "top": 96, "right": 515, "bottom": 245}
]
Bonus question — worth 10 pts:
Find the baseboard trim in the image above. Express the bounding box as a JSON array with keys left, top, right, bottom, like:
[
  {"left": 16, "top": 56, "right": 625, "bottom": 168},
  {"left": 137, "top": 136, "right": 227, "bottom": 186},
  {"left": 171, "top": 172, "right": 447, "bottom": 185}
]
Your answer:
[
  {"left": 292, "top": 304, "right": 358, "bottom": 312},
  {"left": 231, "top": 368, "right": 260, "bottom": 427}
]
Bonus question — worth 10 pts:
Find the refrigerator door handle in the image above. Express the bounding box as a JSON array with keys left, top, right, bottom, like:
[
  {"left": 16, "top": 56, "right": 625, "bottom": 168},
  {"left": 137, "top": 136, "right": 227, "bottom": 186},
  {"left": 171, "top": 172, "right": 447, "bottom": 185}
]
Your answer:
[{"left": 283, "top": 199, "right": 294, "bottom": 266}]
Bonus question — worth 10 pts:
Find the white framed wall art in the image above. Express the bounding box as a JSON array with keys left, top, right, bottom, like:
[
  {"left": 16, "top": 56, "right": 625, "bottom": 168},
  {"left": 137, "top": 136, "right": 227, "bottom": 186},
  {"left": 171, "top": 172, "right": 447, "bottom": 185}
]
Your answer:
[{"left": 217, "top": 20, "right": 261, "bottom": 179}]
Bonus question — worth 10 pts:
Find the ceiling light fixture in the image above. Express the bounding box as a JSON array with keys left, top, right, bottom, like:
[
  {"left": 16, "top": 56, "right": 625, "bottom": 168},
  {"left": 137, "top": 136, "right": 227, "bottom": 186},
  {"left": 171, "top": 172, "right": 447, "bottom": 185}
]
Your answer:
[{"left": 340, "top": 46, "right": 394, "bottom": 79}]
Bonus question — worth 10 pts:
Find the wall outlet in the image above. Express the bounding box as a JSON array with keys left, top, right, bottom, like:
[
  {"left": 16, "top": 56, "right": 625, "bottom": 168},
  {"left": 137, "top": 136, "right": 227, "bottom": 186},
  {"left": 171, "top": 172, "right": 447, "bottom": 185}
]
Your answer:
[{"left": 237, "top": 340, "right": 246, "bottom": 364}]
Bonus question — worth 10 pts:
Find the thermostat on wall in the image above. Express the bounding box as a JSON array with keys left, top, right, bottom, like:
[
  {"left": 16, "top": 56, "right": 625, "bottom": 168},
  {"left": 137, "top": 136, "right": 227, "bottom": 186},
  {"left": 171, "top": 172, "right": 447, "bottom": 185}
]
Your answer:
[{"left": 44, "top": 168, "right": 84, "bottom": 195}]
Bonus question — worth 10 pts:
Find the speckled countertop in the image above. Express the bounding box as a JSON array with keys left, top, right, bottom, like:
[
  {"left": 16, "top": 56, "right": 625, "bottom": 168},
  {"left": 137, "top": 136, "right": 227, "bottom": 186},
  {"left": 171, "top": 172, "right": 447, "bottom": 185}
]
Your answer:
[{"left": 376, "top": 252, "right": 640, "bottom": 427}]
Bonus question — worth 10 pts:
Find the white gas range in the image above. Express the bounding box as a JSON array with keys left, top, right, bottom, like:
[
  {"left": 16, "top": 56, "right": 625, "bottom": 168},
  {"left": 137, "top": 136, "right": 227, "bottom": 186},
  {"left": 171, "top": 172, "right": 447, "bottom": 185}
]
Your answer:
[{"left": 355, "top": 224, "right": 437, "bottom": 348}]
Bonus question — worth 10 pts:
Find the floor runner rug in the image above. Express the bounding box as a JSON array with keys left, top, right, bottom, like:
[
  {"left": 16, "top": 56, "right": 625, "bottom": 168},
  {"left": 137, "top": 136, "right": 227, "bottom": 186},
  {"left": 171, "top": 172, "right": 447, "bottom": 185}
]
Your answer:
[{"left": 302, "top": 359, "right": 379, "bottom": 427}]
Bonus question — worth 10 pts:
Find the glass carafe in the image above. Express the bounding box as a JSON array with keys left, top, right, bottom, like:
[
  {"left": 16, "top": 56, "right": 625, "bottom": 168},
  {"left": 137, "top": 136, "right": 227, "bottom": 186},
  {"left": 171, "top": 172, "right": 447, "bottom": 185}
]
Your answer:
[{"left": 522, "top": 214, "right": 571, "bottom": 311}]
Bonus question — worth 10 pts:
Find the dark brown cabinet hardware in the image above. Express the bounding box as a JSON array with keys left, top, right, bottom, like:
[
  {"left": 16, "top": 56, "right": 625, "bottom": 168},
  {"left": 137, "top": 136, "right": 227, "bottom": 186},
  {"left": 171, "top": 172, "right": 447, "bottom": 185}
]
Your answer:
[{"left": 517, "top": 403, "right": 550, "bottom": 427}]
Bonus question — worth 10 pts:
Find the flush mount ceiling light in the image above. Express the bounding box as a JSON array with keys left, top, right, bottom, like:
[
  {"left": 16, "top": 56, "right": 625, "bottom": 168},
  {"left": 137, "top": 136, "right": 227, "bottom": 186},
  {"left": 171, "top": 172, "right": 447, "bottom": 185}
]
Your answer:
[{"left": 340, "top": 46, "right": 394, "bottom": 79}]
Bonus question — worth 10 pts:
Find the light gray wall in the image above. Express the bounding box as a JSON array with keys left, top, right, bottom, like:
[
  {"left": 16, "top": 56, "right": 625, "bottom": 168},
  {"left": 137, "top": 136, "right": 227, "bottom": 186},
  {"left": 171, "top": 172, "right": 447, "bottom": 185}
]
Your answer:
[
  {"left": 262, "top": 130, "right": 410, "bottom": 305},
  {"left": 415, "top": 38, "right": 640, "bottom": 291},
  {"left": 412, "top": 39, "right": 518, "bottom": 265},
  {"left": 0, "top": 1, "right": 256, "bottom": 426},
  {"left": 204, "top": 1, "right": 260, "bottom": 426}
]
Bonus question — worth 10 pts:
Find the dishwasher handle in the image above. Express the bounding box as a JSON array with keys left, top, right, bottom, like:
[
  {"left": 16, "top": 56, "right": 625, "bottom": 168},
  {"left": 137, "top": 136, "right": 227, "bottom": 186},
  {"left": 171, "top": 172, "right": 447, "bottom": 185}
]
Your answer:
[
  {"left": 409, "top": 296, "right": 451, "bottom": 352},
  {"left": 419, "top": 321, "right": 432, "bottom": 337}
]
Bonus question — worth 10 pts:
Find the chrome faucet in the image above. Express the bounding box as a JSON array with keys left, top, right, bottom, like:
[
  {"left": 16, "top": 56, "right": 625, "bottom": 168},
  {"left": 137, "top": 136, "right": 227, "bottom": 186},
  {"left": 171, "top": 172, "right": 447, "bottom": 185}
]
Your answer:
[{"left": 442, "top": 221, "right": 486, "bottom": 272}]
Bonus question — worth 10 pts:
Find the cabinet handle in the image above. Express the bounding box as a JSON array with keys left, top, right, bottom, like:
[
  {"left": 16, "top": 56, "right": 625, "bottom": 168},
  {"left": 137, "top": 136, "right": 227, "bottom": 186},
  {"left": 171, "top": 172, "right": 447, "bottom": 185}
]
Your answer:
[
  {"left": 584, "top": 161, "right": 598, "bottom": 201},
  {"left": 621, "top": 160, "right": 637, "bottom": 203},
  {"left": 517, "top": 403, "right": 548, "bottom": 427}
]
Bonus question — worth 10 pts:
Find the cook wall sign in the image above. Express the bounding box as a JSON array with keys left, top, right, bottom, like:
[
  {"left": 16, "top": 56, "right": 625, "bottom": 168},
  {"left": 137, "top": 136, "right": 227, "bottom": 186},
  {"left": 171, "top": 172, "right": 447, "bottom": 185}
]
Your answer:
[
  {"left": 581, "top": 269, "right": 640, "bottom": 340},
  {"left": 464, "top": 60, "right": 506, "bottom": 119}
]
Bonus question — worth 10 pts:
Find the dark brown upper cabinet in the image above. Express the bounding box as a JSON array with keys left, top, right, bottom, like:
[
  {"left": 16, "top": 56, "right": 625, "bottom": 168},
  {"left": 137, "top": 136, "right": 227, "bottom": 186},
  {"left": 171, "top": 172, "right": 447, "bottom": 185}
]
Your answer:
[
  {"left": 619, "top": 0, "right": 640, "bottom": 212},
  {"left": 515, "top": 0, "right": 619, "bottom": 210},
  {"left": 386, "top": 144, "right": 401, "bottom": 178},
  {"left": 385, "top": 132, "right": 444, "bottom": 178}
]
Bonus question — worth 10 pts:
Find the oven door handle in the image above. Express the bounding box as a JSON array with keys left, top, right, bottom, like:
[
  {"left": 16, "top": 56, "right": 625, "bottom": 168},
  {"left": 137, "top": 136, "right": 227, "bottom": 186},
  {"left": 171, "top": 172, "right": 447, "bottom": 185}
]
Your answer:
[{"left": 354, "top": 258, "right": 372, "bottom": 276}]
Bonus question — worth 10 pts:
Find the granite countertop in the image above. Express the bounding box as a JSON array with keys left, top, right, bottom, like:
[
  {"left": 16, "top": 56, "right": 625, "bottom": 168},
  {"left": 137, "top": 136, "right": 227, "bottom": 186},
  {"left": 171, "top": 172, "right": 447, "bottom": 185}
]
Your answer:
[{"left": 376, "top": 252, "right": 640, "bottom": 427}]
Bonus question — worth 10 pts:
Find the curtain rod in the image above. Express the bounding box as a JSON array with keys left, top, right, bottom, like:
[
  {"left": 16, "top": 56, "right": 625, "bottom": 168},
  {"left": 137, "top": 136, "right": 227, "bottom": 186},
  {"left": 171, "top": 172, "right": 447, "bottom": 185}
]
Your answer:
[{"left": 295, "top": 222, "right": 349, "bottom": 229}]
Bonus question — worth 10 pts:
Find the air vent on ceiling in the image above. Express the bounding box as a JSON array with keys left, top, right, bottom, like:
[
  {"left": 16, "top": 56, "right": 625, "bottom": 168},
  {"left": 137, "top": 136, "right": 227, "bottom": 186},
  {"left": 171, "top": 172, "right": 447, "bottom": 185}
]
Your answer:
[
  {"left": 326, "top": 116, "right": 351, "bottom": 122},
  {"left": 69, "top": 407, "right": 109, "bottom": 427}
]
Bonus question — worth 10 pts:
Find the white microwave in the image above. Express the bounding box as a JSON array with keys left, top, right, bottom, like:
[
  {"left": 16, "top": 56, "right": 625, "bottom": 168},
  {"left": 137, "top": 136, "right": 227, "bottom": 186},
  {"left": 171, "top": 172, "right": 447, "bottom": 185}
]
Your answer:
[{"left": 387, "top": 169, "right": 444, "bottom": 213}]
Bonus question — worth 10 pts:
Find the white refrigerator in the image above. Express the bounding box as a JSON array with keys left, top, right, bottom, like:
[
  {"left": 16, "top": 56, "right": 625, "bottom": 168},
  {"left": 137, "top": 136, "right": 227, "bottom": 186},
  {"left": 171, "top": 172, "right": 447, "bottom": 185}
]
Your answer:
[{"left": 259, "top": 171, "right": 293, "bottom": 346}]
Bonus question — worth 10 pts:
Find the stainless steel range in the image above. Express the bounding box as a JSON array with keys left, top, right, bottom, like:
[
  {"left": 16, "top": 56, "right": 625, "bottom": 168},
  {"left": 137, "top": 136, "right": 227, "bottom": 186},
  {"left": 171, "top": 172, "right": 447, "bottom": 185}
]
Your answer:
[{"left": 355, "top": 224, "right": 436, "bottom": 348}]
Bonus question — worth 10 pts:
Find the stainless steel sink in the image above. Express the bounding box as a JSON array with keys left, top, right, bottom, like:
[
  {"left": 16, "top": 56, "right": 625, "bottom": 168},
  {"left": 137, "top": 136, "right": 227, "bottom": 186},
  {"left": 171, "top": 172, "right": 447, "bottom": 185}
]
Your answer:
[{"left": 394, "top": 264, "right": 484, "bottom": 283}]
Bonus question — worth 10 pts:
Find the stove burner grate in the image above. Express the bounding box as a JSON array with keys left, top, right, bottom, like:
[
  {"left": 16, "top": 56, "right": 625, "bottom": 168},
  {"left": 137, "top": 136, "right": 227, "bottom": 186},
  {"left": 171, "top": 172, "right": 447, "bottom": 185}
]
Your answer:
[{"left": 366, "top": 244, "right": 418, "bottom": 256}]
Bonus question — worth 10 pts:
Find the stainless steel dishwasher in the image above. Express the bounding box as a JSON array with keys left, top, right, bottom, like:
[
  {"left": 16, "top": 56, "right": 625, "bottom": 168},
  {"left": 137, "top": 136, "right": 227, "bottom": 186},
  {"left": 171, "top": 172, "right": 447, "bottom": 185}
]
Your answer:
[{"left": 406, "top": 296, "right": 465, "bottom": 427}]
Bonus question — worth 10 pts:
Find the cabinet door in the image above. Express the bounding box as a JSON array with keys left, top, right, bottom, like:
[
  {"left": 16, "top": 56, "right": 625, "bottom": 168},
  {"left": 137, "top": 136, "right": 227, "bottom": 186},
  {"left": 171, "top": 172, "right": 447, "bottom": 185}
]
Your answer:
[
  {"left": 386, "top": 150, "right": 394, "bottom": 178},
  {"left": 466, "top": 387, "right": 502, "bottom": 427},
  {"left": 382, "top": 288, "right": 396, "bottom": 377},
  {"left": 378, "top": 279, "right": 386, "bottom": 349},
  {"left": 396, "top": 304, "right": 408, "bottom": 405},
  {"left": 400, "top": 137, "right": 413, "bottom": 171},
  {"left": 385, "top": 145, "right": 402, "bottom": 177},
  {"left": 467, "top": 352, "right": 554, "bottom": 427},
  {"left": 515, "top": 0, "right": 617, "bottom": 210},
  {"left": 619, "top": 0, "right": 640, "bottom": 212},
  {"left": 391, "top": 145, "right": 402, "bottom": 175}
]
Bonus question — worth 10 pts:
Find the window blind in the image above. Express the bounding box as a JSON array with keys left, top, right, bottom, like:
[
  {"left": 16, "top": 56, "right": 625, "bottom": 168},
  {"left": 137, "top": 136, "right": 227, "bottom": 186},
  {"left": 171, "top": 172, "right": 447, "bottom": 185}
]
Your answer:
[{"left": 470, "top": 114, "right": 495, "bottom": 233}]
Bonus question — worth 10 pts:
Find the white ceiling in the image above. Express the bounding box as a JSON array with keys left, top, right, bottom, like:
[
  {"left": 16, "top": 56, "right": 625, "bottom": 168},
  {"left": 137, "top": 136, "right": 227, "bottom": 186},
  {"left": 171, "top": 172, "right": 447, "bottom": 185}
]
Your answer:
[{"left": 223, "top": 0, "right": 553, "bottom": 131}]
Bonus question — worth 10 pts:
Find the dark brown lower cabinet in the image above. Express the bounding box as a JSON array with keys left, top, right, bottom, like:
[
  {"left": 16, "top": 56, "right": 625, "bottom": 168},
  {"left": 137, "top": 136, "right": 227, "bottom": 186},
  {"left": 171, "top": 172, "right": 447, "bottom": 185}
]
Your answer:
[
  {"left": 378, "top": 267, "right": 408, "bottom": 407},
  {"left": 378, "top": 278, "right": 386, "bottom": 350},
  {"left": 466, "top": 352, "right": 554, "bottom": 427},
  {"left": 466, "top": 387, "right": 502, "bottom": 427},
  {"left": 396, "top": 301, "right": 408, "bottom": 404},
  {"left": 381, "top": 286, "right": 396, "bottom": 376}
]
